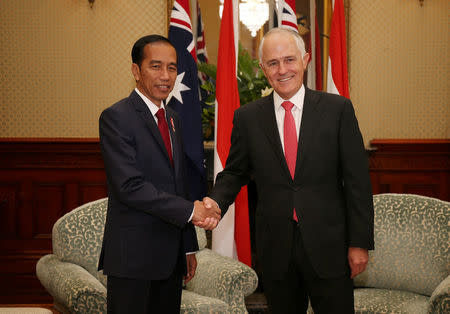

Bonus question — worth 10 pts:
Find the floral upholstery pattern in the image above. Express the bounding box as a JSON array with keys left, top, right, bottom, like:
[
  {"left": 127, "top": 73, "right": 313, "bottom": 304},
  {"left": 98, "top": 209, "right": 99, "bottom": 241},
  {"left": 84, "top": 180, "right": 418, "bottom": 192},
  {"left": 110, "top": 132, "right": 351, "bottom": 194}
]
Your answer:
[
  {"left": 36, "top": 198, "right": 258, "bottom": 313},
  {"left": 52, "top": 198, "right": 108, "bottom": 286},
  {"left": 186, "top": 249, "right": 258, "bottom": 313},
  {"left": 353, "top": 194, "right": 450, "bottom": 314},
  {"left": 354, "top": 288, "right": 429, "bottom": 313}
]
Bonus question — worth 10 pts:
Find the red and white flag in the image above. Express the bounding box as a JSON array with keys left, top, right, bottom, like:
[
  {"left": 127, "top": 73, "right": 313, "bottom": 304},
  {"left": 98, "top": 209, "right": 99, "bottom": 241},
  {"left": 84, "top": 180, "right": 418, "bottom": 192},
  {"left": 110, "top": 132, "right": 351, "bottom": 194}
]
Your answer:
[
  {"left": 211, "top": 0, "right": 251, "bottom": 267},
  {"left": 327, "top": 0, "right": 349, "bottom": 98},
  {"left": 278, "top": 0, "right": 298, "bottom": 32}
]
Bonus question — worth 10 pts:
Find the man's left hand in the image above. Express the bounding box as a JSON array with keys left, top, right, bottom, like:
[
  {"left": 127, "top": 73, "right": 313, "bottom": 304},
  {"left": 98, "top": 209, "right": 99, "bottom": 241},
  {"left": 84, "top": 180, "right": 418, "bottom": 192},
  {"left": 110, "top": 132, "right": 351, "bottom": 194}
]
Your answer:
[
  {"left": 348, "top": 247, "right": 369, "bottom": 279},
  {"left": 184, "top": 254, "right": 197, "bottom": 284}
]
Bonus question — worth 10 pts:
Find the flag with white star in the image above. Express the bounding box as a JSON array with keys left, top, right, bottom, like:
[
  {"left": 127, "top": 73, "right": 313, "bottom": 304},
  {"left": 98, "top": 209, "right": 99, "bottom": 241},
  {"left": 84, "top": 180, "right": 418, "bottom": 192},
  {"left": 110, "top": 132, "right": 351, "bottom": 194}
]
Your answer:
[{"left": 168, "top": 0, "right": 206, "bottom": 201}]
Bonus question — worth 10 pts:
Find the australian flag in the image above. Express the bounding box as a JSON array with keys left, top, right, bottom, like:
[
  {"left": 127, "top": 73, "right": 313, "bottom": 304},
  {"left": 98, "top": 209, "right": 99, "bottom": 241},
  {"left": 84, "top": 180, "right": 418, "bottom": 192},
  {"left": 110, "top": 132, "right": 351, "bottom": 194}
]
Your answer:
[
  {"left": 196, "top": 2, "right": 211, "bottom": 109},
  {"left": 168, "top": 0, "right": 206, "bottom": 201}
]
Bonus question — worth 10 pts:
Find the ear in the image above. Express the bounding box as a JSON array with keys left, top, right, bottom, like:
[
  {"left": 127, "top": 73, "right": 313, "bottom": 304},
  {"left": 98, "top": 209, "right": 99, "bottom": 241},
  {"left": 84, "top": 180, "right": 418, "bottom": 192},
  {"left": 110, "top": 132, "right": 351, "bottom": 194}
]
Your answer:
[
  {"left": 131, "top": 63, "right": 140, "bottom": 81},
  {"left": 302, "top": 53, "right": 310, "bottom": 70}
]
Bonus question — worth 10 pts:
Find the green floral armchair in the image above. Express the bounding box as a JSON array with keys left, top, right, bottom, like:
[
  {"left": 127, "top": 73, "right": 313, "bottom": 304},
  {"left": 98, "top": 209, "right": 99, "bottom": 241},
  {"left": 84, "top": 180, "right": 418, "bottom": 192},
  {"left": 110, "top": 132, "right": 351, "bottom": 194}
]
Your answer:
[
  {"left": 36, "top": 198, "right": 258, "bottom": 313},
  {"left": 353, "top": 194, "right": 449, "bottom": 313}
]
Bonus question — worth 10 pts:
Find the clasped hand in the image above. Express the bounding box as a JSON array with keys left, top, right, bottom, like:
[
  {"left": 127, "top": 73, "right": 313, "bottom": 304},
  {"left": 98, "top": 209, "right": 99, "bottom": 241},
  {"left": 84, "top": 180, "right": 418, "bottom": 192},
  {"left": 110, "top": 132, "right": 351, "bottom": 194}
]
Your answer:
[{"left": 192, "top": 197, "right": 221, "bottom": 230}]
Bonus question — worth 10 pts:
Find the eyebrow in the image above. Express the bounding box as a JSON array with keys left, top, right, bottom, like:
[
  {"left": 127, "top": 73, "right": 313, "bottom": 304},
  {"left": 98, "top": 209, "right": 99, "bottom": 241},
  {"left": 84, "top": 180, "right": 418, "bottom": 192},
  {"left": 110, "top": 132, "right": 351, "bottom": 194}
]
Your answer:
[
  {"left": 149, "top": 60, "right": 177, "bottom": 67},
  {"left": 265, "top": 55, "right": 296, "bottom": 63}
]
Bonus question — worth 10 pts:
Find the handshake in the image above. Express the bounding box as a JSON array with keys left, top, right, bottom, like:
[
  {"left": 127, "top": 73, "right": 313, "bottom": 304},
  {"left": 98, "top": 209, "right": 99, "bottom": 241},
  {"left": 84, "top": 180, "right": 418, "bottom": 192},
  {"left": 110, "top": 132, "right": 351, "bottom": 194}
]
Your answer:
[{"left": 192, "top": 197, "right": 221, "bottom": 230}]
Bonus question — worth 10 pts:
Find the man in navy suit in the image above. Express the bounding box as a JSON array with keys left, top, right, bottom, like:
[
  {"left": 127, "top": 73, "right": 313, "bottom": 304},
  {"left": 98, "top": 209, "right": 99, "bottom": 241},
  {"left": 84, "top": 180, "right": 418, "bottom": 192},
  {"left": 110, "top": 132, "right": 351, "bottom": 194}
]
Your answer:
[
  {"left": 98, "top": 35, "right": 220, "bottom": 313},
  {"left": 205, "top": 28, "right": 374, "bottom": 313}
]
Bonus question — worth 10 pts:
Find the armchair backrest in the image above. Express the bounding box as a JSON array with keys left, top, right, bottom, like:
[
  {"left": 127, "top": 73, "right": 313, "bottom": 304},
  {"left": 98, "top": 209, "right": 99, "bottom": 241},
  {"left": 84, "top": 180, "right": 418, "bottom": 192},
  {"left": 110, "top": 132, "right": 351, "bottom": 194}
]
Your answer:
[
  {"left": 52, "top": 198, "right": 208, "bottom": 285},
  {"left": 52, "top": 198, "right": 108, "bottom": 284},
  {"left": 354, "top": 193, "right": 450, "bottom": 296}
]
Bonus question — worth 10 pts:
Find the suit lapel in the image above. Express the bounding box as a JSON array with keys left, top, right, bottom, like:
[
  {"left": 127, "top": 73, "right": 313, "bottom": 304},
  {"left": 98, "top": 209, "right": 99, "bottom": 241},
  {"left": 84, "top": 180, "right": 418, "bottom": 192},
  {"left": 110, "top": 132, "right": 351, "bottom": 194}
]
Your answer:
[
  {"left": 131, "top": 91, "right": 173, "bottom": 167},
  {"left": 295, "top": 88, "right": 322, "bottom": 180},
  {"left": 258, "top": 95, "right": 293, "bottom": 182}
]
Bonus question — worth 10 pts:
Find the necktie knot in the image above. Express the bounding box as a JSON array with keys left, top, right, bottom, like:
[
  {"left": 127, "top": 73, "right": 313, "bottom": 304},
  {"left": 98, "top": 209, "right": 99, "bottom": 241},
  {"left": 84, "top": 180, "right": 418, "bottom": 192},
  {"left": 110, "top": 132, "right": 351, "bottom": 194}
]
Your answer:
[
  {"left": 281, "top": 101, "right": 294, "bottom": 112},
  {"left": 156, "top": 108, "right": 165, "bottom": 121}
]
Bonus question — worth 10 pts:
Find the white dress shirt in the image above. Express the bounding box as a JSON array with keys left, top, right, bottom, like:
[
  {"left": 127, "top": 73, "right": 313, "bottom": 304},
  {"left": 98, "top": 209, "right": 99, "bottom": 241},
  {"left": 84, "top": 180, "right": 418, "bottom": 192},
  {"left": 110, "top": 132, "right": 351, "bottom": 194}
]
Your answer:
[
  {"left": 135, "top": 88, "right": 169, "bottom": 130},
  {"left": 273, "top": 85, "right": 305, "bottom": 153}
]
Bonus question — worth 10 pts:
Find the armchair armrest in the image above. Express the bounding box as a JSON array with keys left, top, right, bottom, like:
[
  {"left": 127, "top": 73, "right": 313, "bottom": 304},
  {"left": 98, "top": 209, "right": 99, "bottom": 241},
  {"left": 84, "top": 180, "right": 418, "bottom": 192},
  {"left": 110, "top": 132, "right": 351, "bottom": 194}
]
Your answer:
[
  {"left": 36, "top": 254, "right": 106, "bottom": 314},
  {"left": 186, "top": 248, "right": 258, "bottom": 313},
  {"left": 429, "top": 274, "right": 450, "bottom": 314}
]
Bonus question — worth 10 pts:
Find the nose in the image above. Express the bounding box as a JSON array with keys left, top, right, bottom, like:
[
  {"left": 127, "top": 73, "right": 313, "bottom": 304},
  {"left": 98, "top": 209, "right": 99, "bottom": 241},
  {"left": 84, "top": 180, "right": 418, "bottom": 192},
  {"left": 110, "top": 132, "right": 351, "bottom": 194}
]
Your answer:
[
  {"left": 278, "top": 61, "right": 288, "bottom": 75},
  {"left": 160, "top": 67, "right": 170, "bottom": 80}
]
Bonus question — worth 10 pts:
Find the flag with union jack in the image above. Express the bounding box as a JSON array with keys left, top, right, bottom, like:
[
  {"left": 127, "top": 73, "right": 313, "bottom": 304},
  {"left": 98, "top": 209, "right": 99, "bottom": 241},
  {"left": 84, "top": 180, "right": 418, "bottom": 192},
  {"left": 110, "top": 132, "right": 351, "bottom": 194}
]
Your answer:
[
  {"left": 277, "top": 0, "right": 298, "bottom": 32},
  {"left": 168, "top": 0, "right": 206, "bottom": 202},
  {"left": 196, "top": 1, "right": 208, "bottom": 64}
]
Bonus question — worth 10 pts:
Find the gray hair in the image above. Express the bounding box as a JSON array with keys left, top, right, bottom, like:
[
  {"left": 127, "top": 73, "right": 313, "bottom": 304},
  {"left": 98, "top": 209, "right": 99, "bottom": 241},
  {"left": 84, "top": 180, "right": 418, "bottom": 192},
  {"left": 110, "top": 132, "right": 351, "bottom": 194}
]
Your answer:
[{"left": 259, "top": 27, "right": 306, "bottom": 63}]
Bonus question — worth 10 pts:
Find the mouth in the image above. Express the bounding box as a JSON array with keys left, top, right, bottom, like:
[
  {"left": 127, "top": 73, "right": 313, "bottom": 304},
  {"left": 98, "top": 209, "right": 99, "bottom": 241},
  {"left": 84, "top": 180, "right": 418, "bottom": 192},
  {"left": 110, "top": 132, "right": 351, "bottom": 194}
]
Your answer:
[
  {"left": 156, "top": 84, "right": 171, "bottom": 92},
  {"left": 278, "top": 75, "right": 294, "bottom": 83}
]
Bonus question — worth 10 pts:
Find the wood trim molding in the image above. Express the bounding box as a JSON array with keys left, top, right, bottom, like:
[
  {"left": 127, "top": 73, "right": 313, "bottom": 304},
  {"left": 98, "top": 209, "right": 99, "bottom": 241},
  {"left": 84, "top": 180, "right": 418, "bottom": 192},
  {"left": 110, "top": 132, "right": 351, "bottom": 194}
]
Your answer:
[{"left": 369, "top": 139, "right": 450, "bottom": 201}]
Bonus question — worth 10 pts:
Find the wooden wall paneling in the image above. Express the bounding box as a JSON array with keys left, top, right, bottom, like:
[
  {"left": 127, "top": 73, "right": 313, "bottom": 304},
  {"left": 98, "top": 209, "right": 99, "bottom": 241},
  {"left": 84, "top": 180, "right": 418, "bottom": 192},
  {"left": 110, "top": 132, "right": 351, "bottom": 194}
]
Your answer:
[
  {"left": 0, "top": 138, "right": 107, "bottom": 303},
  {"left": 0, "top": 183, "right": 20, "bottom": 238},
  {"left": 369, "top": 139, "right": 450, "bottom": 201}
]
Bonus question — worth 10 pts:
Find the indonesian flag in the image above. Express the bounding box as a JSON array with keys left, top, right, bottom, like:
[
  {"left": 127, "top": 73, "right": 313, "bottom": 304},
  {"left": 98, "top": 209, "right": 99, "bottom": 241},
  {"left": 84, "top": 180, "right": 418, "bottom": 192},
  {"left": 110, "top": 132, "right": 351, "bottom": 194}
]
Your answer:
[
  {"left": 277, "top": 0, "right": 298, "bottom": 32},
  {"left": 211, "top": 0, "right": 251, "bottom": 267},
  {"left": 307, "top": 0, "right": 322, "bottom": 91},
  {"left": 327, "top": 0, "right": 349, "bottom": 98}
]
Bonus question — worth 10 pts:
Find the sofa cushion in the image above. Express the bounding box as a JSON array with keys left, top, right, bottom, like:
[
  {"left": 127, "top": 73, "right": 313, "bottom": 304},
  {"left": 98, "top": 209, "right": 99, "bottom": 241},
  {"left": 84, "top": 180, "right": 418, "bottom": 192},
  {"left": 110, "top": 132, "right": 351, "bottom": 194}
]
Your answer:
[
  {"left": 180, "top": 290, "right": 229, "bottom": 313},
  {"left": 354, "top": 288, "right": 429, "bottom": 313},
  {"left": 354, "top": 194, "right": 450, "bottom": 296}
]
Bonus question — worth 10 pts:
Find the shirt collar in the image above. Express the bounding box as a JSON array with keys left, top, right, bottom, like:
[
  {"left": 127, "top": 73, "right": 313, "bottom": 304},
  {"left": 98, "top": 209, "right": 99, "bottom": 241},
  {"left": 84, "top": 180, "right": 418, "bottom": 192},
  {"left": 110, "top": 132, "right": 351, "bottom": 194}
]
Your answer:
[
  {"left": 273, "top": 84, "right": 305, "bottom": 112},
  {"left": 134, "top": 87, "right": 166, "bottom": 117}
]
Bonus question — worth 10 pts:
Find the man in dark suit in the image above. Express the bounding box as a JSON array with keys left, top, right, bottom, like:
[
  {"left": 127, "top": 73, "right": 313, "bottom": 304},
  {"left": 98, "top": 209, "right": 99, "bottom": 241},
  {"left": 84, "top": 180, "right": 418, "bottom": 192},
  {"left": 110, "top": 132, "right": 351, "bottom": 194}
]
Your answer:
[
  {"left": 98, "top": 35, "right": 220, "bottom": 314},
  {"left": 204, "top": 28, "right": 374, "bottom": 313}
]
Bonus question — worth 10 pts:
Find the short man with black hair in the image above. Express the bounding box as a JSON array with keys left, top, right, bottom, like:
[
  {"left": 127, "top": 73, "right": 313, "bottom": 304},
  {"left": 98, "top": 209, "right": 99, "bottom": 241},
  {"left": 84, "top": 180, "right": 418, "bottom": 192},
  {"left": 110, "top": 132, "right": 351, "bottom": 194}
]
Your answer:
[{"left": 98, "top": 34, "right": 220, "bottom": 313}]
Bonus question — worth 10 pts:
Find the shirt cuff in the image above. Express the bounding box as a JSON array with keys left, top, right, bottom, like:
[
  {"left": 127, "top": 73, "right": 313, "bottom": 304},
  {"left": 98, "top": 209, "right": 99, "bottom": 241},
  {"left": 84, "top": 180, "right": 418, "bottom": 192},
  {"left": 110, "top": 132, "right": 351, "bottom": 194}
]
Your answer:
[
  {"left": 188, "top": 205, "right": 194, "bottom": 222},
  {"left": 186, "top": 251, "right": 197, "bottom": 255}
]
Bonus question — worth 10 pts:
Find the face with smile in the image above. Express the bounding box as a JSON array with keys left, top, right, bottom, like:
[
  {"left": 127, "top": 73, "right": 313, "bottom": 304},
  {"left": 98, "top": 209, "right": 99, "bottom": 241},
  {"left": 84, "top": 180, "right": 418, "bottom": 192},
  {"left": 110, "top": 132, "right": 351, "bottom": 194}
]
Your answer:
[
  {"left": 132, "top": 42, "right": 177, "bottom": 107},
  {"left": 260, "top": 31, "right": 310, "bottom": 100}
]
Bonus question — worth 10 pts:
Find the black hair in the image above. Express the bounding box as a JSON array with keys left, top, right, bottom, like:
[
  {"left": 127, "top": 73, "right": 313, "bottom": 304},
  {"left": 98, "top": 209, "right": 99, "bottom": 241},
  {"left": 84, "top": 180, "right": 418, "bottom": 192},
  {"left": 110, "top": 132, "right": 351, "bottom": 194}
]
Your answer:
[{"left": 131, "top": 34, "right": 176, "bottom": 67}]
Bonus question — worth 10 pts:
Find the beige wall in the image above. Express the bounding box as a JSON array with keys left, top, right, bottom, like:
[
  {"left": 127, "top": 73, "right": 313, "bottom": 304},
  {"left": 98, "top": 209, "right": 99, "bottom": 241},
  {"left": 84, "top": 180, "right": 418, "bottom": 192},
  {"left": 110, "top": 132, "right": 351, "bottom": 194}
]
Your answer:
[
  {"left": 198, "top": 0, "right": 259, "bottom": 64},
  {"left": 0, "top": 0, "right": 449, "bottom": 143},
  {"left": 198, "top": 0, "right": 220, "bottom": 66},
  {"left": 348, "top": 0, "right": 449, "bottom": 145},
  {"left": 0, "top": 0, "right": 168, "bottom": 137}
]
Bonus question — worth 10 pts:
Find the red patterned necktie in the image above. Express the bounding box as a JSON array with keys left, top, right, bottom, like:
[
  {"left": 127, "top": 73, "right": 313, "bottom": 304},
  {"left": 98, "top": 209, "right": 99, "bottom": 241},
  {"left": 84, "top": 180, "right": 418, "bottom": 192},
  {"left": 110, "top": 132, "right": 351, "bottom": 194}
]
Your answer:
[
  {"left": 281, "top": 101, "right": 298, "bottom": 222},
  {"left": 155, "top": 108, "right": 173, "bottom": 166}
]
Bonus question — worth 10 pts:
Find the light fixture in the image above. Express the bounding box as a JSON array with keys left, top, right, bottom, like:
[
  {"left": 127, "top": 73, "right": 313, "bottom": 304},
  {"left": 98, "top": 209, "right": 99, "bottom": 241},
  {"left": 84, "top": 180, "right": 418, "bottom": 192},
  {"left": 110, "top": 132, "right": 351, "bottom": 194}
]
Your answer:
[
  {"left": 219, "top": 0, "right": 270, "bottom": 37},
  {"left": 239, "top": 0, "right": 269, "bottom": 37}
]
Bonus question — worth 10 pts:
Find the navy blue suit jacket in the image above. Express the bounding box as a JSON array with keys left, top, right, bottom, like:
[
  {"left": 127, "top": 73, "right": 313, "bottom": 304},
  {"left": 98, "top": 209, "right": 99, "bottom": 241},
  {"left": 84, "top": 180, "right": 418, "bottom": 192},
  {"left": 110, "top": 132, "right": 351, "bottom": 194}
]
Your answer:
[{"left": 98, "top": 90, "right": 199, "bottom": 280}]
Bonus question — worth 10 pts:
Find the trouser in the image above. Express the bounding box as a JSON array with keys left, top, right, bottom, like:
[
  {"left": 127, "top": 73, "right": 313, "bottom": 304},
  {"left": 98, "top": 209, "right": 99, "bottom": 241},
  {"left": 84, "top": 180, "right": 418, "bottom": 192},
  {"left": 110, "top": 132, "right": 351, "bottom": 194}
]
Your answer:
[{"left": 263, "top": 223, "right": 354, "bottom": 314}]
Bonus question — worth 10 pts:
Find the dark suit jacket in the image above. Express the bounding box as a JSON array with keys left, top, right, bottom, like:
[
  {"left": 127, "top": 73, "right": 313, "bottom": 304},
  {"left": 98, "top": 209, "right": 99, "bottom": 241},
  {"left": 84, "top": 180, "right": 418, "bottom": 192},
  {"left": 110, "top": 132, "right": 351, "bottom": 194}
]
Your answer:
[
  {"left": 210, "top": 88, "right": 374, "bottom": 280},
  {"left": 98, "top": 90, "right": 199, "bottom": 281}
]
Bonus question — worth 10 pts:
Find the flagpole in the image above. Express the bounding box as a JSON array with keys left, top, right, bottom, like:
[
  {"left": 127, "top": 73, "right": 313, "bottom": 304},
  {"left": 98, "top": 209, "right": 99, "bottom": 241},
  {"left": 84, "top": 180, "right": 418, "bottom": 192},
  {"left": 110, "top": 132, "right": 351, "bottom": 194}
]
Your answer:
[
  {"left": 191, "top": 0, "right": 197, "bottom": 45},
  {"left": 323, "top": 0, "right": 332, "bottom": 91}
]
